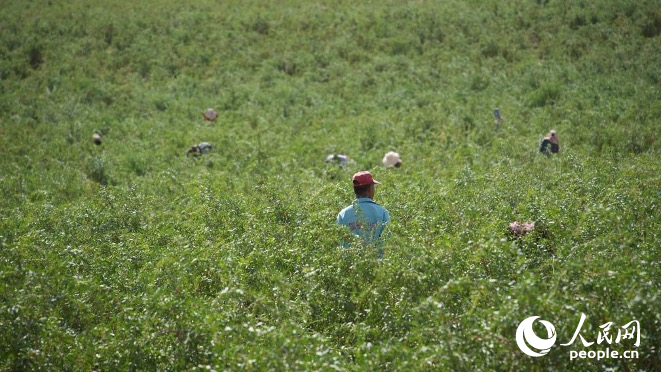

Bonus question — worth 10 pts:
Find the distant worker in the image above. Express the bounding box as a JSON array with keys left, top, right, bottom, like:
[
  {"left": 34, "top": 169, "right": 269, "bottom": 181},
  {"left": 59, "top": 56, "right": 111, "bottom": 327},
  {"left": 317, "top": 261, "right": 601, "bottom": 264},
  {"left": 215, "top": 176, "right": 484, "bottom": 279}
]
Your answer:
[
  {"left": 539, "top": 130, "right": 560, "bottom": 155},
  {"left": 92, "top": 131, "right": 102, "bottom": 145},
  {"left": 493, "top": 108, "right": 505, "bottom": 130},
  {"left": 187, "top": 142, "right": 213, "bottom": 157},
  {"left": 382, "top": 151, "right": 402, "bottom": 168},
  {"left": 325, "top": 153, "right": 350, "bottom": 167},
  {"left": 337, "top": 171, "right": 391, "bottom": 256},
  {"left": 203, "top": 108, "right": 218, "bottom": 122}
]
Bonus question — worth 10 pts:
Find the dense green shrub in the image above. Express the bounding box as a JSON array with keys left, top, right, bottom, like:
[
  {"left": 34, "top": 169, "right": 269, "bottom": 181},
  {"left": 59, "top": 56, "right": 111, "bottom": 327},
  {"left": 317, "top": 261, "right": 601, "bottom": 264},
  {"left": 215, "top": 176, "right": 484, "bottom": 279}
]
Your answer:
[{"left": 0, "top": 0, "right": 659, "bottom": 370}]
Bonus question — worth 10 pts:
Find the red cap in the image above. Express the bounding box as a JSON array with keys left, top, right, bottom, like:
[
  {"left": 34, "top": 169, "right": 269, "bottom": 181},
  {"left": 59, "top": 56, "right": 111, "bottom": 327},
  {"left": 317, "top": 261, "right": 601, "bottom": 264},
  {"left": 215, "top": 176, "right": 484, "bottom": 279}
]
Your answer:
[{"left": 352, "top": 171, "right": 381, "bottom": 186}]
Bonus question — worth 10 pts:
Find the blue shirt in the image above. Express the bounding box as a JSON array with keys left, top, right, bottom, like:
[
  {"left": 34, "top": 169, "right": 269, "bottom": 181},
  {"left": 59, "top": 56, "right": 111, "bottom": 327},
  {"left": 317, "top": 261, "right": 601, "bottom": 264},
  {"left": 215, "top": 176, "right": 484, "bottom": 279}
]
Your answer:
[{"left": 337, "top": 197, "right": 391, "bottom": 245}]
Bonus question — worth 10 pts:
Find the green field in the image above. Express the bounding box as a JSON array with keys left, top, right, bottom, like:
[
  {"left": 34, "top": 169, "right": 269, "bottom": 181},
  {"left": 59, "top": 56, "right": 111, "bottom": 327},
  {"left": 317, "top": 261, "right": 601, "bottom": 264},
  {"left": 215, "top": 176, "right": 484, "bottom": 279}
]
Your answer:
[{"left": 1, "top": 0, "right": 660, "bottom": 370}]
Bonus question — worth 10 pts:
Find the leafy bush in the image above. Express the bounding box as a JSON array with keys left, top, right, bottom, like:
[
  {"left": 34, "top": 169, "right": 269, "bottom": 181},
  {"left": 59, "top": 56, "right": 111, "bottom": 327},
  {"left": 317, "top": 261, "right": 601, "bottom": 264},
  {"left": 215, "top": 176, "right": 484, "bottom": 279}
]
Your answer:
[{"left": 0, "top": 0, "right": 659, "bottom": 370}]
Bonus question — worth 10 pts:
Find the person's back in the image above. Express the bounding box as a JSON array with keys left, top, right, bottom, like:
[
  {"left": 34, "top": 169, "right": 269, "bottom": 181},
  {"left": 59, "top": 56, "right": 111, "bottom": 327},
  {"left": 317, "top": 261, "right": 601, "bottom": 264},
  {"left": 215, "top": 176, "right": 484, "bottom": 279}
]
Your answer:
[
  {"left": 337, "top": 197, "right": 390, "bottom": 243},
  {"left": 337, "top": 171, "right": 390, "bottom": 251}
]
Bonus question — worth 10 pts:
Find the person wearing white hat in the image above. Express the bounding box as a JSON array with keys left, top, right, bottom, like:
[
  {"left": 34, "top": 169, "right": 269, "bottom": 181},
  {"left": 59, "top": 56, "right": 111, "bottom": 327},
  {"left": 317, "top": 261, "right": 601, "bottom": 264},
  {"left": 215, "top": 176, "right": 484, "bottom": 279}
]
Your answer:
[
  {"left": 337, "top": 171, "right": 391, "bottom": 256},
  {"left": 539, "top": 130, "right": 560, "bottom": 155},
  {"left": 382, "top": 151, "right": 402, "bottom": 168},
  {"left": 92, "top": 131, "right": 102, "bottom": 145}
]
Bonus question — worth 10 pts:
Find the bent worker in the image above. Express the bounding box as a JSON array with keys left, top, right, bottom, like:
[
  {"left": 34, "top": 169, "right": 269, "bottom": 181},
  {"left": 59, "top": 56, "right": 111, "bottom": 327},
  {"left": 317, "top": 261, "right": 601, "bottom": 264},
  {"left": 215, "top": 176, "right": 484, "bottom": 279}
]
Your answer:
[
  {"left": 337, "top": 171, "right": 391, "bottom": 256},
  {"left": 539, "top": 130, "right": 560, "bottom": 155},
  {"left": 325, "top": 153, "right": 350, "bottom": 167}
]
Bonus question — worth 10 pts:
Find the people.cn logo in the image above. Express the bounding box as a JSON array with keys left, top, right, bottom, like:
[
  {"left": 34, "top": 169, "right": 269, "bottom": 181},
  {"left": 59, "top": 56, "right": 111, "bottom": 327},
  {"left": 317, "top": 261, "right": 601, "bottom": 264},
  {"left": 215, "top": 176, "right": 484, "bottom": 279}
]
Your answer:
[{"left": 516, "top": 316, "right": 557, "bottom": 357}]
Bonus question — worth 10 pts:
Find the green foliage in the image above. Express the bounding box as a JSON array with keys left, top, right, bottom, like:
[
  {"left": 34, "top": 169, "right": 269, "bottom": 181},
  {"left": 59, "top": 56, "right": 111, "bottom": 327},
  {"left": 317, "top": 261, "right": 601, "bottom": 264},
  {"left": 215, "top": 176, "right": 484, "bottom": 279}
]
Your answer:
[{"left": 0, "top": 0, "right": 659, "bottom": 370}]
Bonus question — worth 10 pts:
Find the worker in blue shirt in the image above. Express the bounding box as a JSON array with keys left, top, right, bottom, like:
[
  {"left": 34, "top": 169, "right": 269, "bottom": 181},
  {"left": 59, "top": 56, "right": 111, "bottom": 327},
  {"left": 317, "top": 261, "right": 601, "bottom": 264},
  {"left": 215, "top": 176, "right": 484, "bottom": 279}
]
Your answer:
[{"left": 337, "top": 171, "right": 391, "bottom": 255}]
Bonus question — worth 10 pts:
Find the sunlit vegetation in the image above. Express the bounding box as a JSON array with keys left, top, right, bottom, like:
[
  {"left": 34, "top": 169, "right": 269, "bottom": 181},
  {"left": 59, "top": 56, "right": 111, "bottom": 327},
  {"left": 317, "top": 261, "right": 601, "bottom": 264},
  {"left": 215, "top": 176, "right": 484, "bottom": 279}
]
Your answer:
[{"left": 0, "top": 0, "right": 659, "bottom": 369}]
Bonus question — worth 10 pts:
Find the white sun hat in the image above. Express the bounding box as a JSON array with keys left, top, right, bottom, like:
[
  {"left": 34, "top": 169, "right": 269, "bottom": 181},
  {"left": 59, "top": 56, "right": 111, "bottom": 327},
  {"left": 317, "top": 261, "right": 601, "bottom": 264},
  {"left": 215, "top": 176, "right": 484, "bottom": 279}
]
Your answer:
[{"left": 382, "top": 151, "right": 402, "bottom": 168}]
